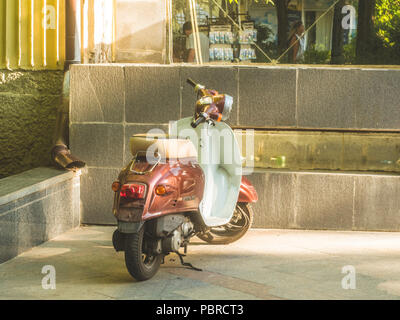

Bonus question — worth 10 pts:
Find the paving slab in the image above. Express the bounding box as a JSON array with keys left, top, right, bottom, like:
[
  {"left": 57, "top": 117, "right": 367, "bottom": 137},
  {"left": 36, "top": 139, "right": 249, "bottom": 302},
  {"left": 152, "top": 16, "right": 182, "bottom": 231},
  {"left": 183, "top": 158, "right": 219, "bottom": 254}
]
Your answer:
[{"left": 1, "top": 226, "right": 400, "bottom": 300}]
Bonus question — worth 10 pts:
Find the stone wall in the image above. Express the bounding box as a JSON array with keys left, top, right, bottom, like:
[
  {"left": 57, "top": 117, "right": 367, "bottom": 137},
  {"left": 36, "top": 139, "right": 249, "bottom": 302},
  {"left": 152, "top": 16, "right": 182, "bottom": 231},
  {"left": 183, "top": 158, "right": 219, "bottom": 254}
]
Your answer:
[
  {"left": 0, "top": 70, "right": 64, "bottom": 179},
  {"left": 69, "top": 64, "right": 400, "bottom": 229},
  {"left": 248, "top": 169, "right": 400, "bottom": 231}
]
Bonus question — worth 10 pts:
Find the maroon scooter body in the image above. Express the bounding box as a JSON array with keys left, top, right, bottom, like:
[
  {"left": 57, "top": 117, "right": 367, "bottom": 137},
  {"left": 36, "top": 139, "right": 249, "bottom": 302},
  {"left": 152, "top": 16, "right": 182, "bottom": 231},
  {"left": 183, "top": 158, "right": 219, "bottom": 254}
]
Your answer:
[
  {"left": 238, "top": 176, "right": 258, "bottom": 203},
  {"left": 114, "top": 160, "right": 257, "bottom": 223},
  {"left": 114, "top": 157, "right": 204, "bottom": 223}
]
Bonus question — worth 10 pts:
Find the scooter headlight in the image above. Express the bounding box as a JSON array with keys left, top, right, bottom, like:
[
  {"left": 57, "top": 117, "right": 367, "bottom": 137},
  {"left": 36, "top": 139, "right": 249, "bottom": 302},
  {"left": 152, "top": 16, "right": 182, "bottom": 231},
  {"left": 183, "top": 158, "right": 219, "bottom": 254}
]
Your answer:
[{"left": 222, "top": 95, "right": 233, "bottom": 121}]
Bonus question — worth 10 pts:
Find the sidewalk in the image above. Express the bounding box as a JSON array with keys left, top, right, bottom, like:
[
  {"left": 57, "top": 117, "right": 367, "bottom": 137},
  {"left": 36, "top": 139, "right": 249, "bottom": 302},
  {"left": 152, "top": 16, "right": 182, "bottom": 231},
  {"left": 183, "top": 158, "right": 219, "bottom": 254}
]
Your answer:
[{"left": 1, "top": 226, "right": 400, "bottom": 300}]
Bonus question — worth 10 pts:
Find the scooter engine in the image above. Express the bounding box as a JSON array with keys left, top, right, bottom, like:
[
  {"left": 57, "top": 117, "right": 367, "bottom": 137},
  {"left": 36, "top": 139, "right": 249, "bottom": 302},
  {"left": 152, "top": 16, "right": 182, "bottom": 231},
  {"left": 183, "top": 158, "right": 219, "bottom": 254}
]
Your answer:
[
  {"left": 155, "top": 215, "right": 194, "bottom": 253},
  {"left": 162, "top": 220, "right": 194, "bottom": 253},
  {"left": 162, "top": 229, "right": 182, "bottom": 253}
]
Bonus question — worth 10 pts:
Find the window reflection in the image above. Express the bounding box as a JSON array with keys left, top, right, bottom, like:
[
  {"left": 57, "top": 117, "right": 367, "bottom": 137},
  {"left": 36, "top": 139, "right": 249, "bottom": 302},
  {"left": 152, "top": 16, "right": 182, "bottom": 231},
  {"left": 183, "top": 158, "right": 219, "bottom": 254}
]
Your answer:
[{"left": 171, "top": 0, "right": 399, "bottom": 66}]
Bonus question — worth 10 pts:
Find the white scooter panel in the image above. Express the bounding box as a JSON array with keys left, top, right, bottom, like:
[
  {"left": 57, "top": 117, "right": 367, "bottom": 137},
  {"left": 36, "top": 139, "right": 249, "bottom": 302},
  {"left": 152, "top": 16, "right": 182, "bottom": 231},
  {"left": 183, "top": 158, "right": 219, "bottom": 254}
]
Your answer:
[{"left": 171, "top": 118, "right": 242, "bottom": 227}]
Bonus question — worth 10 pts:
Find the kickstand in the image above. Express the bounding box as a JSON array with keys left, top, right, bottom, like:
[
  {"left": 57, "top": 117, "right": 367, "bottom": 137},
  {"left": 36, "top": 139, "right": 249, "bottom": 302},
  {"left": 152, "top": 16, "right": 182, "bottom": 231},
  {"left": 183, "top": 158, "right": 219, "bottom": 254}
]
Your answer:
[{"left": 176, "top": 252, "right": 202, "bottom": 272}]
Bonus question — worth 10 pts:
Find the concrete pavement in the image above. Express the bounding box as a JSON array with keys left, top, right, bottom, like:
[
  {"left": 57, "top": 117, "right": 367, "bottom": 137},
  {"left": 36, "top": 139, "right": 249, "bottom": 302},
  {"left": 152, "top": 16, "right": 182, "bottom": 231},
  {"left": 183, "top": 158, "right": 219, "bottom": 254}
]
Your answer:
[{"left": 1, "top": 226, "right": 400, "bottom": 300}]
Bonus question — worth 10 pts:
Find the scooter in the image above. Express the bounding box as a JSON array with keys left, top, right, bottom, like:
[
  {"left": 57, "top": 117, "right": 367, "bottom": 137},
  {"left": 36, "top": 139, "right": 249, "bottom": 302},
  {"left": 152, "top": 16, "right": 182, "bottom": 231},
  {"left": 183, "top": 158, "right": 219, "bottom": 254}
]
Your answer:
[{"left": 111, "top": 78, "right": 258, "bottom": 281}]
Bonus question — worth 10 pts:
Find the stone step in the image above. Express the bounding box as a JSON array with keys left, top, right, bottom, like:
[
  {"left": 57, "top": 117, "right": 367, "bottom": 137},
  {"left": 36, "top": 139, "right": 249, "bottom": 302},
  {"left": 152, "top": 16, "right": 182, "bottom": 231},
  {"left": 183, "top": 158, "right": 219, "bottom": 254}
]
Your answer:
[{"left": 0, "top": 167, "right": 80, "bottom": 264}]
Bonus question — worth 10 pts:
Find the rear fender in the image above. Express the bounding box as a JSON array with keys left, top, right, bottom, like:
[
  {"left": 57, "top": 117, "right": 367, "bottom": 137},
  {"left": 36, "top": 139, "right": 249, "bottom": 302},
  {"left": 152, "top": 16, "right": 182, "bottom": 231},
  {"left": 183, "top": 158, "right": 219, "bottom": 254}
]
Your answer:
[{"left": 118, "top": 221, "right": 144, "bottom": 234}]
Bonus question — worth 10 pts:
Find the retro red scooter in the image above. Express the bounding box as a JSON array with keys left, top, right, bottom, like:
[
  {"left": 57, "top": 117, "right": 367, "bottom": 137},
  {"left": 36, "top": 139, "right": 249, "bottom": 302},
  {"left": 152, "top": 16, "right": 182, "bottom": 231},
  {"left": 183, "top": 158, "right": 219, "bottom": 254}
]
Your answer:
[{"left": 111, "top": 78, "right": 258, "bottom": 281}]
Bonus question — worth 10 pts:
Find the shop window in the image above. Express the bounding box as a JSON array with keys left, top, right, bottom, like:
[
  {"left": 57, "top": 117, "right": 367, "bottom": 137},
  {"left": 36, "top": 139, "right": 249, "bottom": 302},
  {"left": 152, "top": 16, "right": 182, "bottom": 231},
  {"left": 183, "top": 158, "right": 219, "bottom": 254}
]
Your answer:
[
  {"left": 171, "top": 0, "right": 308, "bottom": 65},
  {"left": 170, "top": 0, "right": 399, "bottom": 66},
  {"left": 305, "top": 11, "right": 316, "bottom": 49},
  {"left": 172, "top": 0, "right": 264, "bottom": 64}
]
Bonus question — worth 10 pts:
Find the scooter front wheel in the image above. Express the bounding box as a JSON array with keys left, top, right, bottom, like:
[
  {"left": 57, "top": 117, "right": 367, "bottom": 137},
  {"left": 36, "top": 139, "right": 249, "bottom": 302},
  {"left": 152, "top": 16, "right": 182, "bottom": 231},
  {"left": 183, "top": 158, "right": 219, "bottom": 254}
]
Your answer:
[
  {"left": 197, "top": 202, "right": 254, "bottom": 245},
  {"left": 124, "top": 226, "right": 162, "bottom": 281}
]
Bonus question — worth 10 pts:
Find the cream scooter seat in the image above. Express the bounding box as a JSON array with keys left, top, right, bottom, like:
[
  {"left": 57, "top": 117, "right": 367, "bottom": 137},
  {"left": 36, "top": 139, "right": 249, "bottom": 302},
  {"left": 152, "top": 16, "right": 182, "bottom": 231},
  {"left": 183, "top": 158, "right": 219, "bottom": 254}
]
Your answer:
[
  {"left": 130, "top": 134, "right": 198, "bottom": 159},
  {"left": 171, "top": 118, "right": 242, "bottom": 227}
]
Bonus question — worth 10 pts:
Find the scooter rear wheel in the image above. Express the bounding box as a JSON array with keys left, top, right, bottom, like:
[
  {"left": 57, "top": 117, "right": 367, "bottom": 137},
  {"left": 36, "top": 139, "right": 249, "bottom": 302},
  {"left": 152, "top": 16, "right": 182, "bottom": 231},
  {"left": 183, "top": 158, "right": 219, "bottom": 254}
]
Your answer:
[
  {"left": 197, "top": 202, "right": 254, "bottom": 245},
  {"left": 124, "top": 226, "right": 162, "bottom": 281},
  {"left": 112, "top": 229, "right": 125, "bottom": 252}
]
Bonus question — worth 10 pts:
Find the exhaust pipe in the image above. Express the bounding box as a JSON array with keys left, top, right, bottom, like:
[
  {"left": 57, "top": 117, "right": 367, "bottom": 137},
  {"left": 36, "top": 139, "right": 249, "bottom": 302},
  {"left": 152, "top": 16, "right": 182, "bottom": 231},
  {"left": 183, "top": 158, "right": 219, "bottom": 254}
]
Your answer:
[{"left": 51, "top": 71, "right": 86, "bottom": 170}]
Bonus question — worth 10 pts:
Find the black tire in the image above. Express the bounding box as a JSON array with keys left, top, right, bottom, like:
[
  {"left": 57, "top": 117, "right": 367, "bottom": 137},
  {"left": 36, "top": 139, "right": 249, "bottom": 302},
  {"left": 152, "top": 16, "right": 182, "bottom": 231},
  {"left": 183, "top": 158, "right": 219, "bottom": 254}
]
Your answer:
[
  {"left": 124, "top": 226, "right": 162, "bottom": 281},
  {"left": 197, "top": 203, "right": 254, "bottom": 245},
  {"left": 112, "top": 229, "right": 125, "bottom": 252}
]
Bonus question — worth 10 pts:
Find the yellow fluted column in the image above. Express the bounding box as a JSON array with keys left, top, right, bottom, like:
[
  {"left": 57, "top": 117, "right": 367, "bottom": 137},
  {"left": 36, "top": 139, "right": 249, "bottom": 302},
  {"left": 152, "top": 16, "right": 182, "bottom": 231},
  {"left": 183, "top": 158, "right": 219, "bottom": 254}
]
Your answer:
[
  {"left": 45, "top": 0, "right": 57, "bottom": 68},
  {"left": 32, "top": 0, "right": 44, "bottom": 69},
  {"left": 0, "top": 0, "right": 6, "bottom": 68},
  {"left": 20, "top": 0, "right": 33, "bottom": 69},
  {"left": 6, "top": 0, "right": 19, "bottom": 69},
  {"left": 1, "top": 0, "right": 64, "bottom": 70},
  {"left": 58, "top": 0, "right": 65, "bottom": 69}
]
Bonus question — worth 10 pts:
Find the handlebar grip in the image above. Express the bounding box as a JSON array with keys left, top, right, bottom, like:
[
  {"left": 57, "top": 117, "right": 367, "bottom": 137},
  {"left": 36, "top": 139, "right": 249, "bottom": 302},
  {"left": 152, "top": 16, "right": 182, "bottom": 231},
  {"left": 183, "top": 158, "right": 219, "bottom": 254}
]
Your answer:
[
  {"left": 191, "top": 116, "right": 205, "bottom": 128},
  {"left": 187, "top": 78, "right": 197, "bottom": 88}
]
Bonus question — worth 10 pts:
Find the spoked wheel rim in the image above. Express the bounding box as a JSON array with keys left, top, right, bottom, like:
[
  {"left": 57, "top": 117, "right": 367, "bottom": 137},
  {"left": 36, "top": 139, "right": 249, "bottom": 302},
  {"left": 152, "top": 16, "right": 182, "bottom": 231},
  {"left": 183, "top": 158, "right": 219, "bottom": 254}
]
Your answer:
[
  {"left": 208, "top": 204, "right": 250, "bottom": 236},
  {"left": 197, "top": 203, "right": 254, "bottom": 244},
  {"left": 141, "top": 252, "right": 157, "bottom": 268},
  {"left": 140, "top": 235, "right": 159, "bottom": 270}
]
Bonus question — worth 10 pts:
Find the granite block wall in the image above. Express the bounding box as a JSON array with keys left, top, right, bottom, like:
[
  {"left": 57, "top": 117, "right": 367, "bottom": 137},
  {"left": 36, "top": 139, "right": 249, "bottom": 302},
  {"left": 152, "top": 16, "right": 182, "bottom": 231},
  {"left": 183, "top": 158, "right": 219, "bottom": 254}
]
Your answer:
[
  {"left": 247, "top": 170, "right": 400, "bottom": 231},
  {"left": 70, "top": 64, "right": 400, "bottom": 228}
]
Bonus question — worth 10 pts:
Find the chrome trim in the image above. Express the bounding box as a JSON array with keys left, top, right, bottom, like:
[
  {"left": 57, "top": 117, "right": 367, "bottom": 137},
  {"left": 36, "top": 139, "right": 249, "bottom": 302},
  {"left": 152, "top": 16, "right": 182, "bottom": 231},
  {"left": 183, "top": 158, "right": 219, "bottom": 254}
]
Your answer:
[
  {"left": 222, "top": 94, "right": 233, "bottom": 121},
  {"left": 195, "top": 84, "right": 205, "bottom": 92},
  {"left": 129, "top": 151, "right": 161, "bottom": 175}
]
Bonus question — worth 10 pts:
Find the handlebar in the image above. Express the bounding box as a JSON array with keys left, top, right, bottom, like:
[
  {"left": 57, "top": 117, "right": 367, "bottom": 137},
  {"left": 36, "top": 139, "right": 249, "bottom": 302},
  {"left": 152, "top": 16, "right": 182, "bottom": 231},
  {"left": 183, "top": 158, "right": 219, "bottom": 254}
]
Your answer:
[
  {"left": 187, "top": 78, "right": 210, "bottom": 128},
  {"left": 191, "top": 115, "right": 205, "bottom": 128},
  {"left": 187, "top": 78, "right": 197, "bottom": 88}
]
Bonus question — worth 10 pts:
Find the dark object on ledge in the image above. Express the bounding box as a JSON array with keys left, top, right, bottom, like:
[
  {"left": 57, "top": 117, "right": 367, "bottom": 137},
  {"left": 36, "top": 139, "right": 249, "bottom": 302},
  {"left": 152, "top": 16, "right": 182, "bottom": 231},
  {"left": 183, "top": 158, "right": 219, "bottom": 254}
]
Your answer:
[
  {"left": 51, "top": 71, "right": 86, "bottom": 170},
  {"left": 52, "top": 144, "right": 85, "bottom": 170}
]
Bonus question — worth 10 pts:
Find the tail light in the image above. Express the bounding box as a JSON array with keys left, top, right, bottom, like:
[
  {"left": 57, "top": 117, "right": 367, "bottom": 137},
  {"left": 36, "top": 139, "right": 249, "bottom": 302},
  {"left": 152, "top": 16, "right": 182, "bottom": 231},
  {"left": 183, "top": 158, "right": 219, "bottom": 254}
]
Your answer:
[{"left": 120, "top": 183, "right": 146, "bottom": 200}]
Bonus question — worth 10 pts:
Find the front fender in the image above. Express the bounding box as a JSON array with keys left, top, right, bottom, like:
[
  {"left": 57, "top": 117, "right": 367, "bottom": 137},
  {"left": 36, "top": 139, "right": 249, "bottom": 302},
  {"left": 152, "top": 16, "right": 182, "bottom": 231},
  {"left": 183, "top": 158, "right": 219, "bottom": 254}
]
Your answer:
[{"left": 238, "top": 176, "right": 258, "bottom": 203}]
